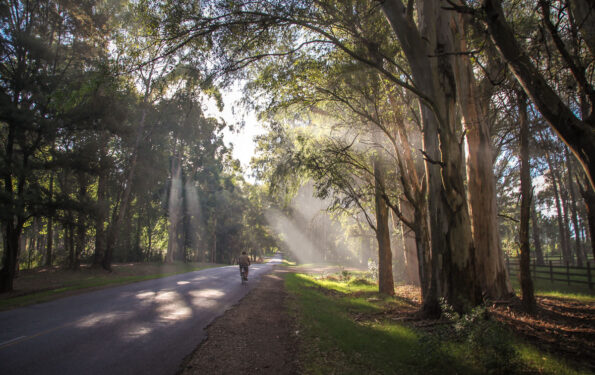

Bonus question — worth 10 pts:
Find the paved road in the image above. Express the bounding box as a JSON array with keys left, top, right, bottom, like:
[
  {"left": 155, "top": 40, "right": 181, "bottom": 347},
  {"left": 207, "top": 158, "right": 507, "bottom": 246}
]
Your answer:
[{"left": 0, "top": 256, "right": 279, "bottom": 375}]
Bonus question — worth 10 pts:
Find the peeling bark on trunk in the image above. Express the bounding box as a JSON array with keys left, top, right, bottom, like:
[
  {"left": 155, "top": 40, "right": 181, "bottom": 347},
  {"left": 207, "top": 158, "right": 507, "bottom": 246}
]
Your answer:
[
  {"left": 452, "top": 17, "right": 512, "bottom": 299},
  {"left": 374, "top": 161, "right": 395, "bottom": 296},
  {"left": 381, "top": 0, "right": 481, "bottom": 312},
  {"left": 399, "top": 199, "right": 420, "bottom": 286}
]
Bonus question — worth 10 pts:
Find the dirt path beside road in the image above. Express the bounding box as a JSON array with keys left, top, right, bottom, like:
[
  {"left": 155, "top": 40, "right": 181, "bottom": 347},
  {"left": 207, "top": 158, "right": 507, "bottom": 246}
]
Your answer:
[{"left": 180, "top": 267, "right": 299, "bottom": 375}]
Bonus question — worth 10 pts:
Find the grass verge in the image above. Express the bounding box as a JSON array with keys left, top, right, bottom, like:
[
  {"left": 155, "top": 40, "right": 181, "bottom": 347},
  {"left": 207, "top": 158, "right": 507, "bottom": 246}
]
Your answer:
[
  {"left": 0, "top": 262, "right": 222, "bottom": 311},
  {"left": 510, "top": 278, "right": 595, "bottom": 302},
  {"left": 285, "top": 272, "right": 591, "bottom": 375}
]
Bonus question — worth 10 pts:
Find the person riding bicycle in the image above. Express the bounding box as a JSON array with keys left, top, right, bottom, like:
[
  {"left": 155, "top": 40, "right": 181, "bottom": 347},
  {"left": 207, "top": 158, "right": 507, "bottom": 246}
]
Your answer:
[{"left": 239, "top": 251, "right": 251, "bottom": 280}]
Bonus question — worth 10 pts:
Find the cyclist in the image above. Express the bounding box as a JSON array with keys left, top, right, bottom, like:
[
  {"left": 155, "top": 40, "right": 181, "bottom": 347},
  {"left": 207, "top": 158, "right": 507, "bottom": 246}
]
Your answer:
[{"left": 239, "top": 251, "right": 251, "bottom": 281}]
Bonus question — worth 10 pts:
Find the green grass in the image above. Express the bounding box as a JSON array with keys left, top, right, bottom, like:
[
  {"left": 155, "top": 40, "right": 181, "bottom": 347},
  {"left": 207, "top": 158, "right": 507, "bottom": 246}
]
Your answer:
[
  {"left": 286, "top": 272, "right": 592, "bottom": 375},
  {"left": 281, "top": 259, "right": 297, "bottom": 266},
  {"left": 509, "top": 278, "right": 595, "bottom": 302},
  {"left": 0, "top": 263, "right": 221, "bottom": 310}
]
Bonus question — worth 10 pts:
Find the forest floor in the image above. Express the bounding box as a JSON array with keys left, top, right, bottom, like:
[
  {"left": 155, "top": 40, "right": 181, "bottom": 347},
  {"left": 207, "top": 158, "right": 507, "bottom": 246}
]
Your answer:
[
  {"left": 181, "top": 265, "right": 594, "bottom": 374},
  {"left": 0, "top": 262, "right": 222, "bottom": 310}
]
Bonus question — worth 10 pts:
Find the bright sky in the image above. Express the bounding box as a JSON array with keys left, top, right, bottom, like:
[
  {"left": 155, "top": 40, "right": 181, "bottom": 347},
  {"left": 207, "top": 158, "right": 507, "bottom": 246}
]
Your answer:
[{"left": 203, "top": 84, "right": 265, "bottom": 179}]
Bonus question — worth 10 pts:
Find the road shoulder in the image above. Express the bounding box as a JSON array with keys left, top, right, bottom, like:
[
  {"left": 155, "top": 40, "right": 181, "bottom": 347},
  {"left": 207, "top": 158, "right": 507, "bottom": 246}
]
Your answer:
[{"left": 179, "top": 266, "right": 299, "bottom": 374}]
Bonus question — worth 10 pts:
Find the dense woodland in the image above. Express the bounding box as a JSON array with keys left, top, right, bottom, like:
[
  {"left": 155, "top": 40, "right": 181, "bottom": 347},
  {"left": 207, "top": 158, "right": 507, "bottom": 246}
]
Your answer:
[{"left": 1, "top": 0, "right": 593, "bottom": 317}]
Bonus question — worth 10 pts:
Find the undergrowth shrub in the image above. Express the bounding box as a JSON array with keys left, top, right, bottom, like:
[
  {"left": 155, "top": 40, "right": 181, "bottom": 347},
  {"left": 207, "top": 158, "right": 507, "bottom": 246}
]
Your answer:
[
  {"left": 440, "top": 300, "right": 520, "bottom": 374},
  {"left": 340, "top": 268, "right": 351, "bottom": 281}
]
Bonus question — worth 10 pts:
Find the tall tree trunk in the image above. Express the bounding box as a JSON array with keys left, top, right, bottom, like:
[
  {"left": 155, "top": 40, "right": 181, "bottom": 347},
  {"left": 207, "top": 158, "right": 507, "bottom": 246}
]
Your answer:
[
  {"left": 72, "top": 176, "right": 87, "bottom": 270},
  {"left": 399, "top": 198, "right": 420, "bottom": 286},
  {"left": 166, "top": 159, "right": 182, "bottom": 263},
  {"left": 29, "top": 219, "right": 39, "bottom": 269},
  {"left": 531, "top": 202, "right": 545, "bottom": 265},
  {"left": 67, "top": 222, "right": 74, "bottom": 269},
  {"left": 412, "top": 202, "right": 437, "bottom": 316},
  {"left": 374, "top": 160, "right": 395, "bottom": 296},
  {"left": 388, "top": 97, "right": 437, "bottom": 315},
  {"left": 557, "top": 165, "right": 575, "bottom": 264},
  {"left": 93, "top": 136, "right": 109, "bottom": 267},
  {"left": 0, "top": 124, "right": 27, "bottom": 292},
  {"left": 211, "top": 216, "right": 217, "bottom": 263},
  {"left": 45, "top": 174, "right": 54, "bottom": 267},
  {"left": 0, "top": 221, "right": 23, "bottom": 292},
  {"left": 135, "top": 209, "right": 142, "bottom": 261},
  {"left": 452, "top": 17, "right": 512, "bottom": 299},
  {"left": 381, "top": 0, "right": 481, "bottom": 313},
  {"left": 103, "top": 109, "right": 147, "bottom": 271},
  {"left": 546, "top": 152, "right": 572, "bottom": 263},
  {"left": 566, "top": 151, "right": 586, "bottom": 266},
  {"left": 579, "top": 185, "right": 595, "bottom": 260},
  {"left": 518, "top": 91, "right": 536, "bottom": 312}
]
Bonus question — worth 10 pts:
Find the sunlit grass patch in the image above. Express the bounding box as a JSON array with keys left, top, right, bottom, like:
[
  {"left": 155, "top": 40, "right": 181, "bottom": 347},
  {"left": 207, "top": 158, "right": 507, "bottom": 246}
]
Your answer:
[{"left": 286, "top": 272, "right": 592, "bottom": 375}]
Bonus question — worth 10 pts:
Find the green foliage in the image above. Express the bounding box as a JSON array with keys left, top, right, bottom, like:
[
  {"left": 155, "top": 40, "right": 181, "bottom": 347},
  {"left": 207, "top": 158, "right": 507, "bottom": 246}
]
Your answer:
[{"left": 439, "top": 301, "right": 520, "bottom": 374}]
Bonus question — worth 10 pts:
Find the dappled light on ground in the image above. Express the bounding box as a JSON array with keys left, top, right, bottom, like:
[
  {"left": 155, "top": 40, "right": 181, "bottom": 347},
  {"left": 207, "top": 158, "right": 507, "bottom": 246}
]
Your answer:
[
  {"left": 76, "top": 312, "right": 122, "bottom": 329},
  {"left": 188, "top": 288, "right": 225, "bottom": 302},
  {"left": 120, "top": 324, "right": 154, "bottom": 342}
]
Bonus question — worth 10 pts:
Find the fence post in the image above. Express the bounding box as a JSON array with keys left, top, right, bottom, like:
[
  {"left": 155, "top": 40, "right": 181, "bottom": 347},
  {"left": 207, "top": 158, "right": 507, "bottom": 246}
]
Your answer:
[
  {"left": 588, "top": 262, "right": 592, "bottom": 290},
  {"left": 532, "top": 259, "right": 536, "bottom": 278},
  {"left": 566, "top": 261, "right": 570, "bottom": 285},
  {"left": 550, "top": 260, "right": 553, "bottom": 283},
  {"left": 506, "top": 255, "right": 510, "bottom": 275}
]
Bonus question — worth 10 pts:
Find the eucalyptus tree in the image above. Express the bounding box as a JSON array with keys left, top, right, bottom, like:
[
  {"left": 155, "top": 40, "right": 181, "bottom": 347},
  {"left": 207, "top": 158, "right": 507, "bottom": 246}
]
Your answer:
[{"left": 518, "top": 90, "right": 536, "bottom": 312}]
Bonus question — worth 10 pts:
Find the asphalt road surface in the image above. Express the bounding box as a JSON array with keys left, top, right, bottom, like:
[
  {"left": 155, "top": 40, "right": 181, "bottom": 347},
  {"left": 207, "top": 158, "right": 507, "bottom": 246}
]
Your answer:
[{"left": 0, "top": 256, "right": 279, "bottom": 375}]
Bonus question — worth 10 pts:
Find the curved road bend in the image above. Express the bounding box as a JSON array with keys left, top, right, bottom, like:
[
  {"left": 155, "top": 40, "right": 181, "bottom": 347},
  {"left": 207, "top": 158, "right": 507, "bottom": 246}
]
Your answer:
[{"left": 0, "top": 255, "right": 280, "bottom": 375}]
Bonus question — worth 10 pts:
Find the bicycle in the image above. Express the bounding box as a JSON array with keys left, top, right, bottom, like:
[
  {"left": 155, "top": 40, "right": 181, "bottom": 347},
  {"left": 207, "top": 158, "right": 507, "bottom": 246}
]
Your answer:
[{"left": 240, "top": 265, "right": 249, "bottom": 285}]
